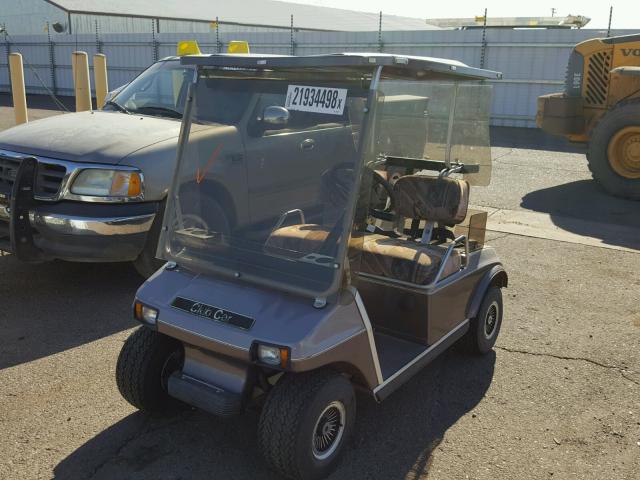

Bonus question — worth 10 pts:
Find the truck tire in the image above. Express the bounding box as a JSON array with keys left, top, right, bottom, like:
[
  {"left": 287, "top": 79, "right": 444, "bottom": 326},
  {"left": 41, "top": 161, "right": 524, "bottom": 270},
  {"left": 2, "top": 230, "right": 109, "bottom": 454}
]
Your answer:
[
  {"left": 587, "top": 100, "right": 640, "bottom": 200},
  {"left": 258, "top": 370, "right": 356, "bottom": 480},
  {"left": 133, "top": 201, "right": 166, "bottom": 278},
  {"left": 133, "top": 192, "right": 232, "bottom": 278},
  {"left": 116, "top": 326, "right": 184, "bottom": 413},
  {"left": 463, "top": 286, "right": 503, "bottom": 355}
]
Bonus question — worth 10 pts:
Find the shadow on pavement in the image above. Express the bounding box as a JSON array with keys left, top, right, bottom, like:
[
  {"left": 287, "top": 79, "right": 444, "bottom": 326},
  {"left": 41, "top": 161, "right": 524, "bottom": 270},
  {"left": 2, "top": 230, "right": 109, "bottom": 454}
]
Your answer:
[
  {"left": 0, "top": 255, "right": 141, "bottom": 369},
  {"left": 521, "top": 180, "right": 640, "bottom": 250},
  {"left": 491, "top": 126, "right": 584, "bottom": 154},
  {"left": 0, "top": 93, "right": 75, "bottom": 112},
  {"left": 54, "top": 349, "right": 495, "bottom": 479}
]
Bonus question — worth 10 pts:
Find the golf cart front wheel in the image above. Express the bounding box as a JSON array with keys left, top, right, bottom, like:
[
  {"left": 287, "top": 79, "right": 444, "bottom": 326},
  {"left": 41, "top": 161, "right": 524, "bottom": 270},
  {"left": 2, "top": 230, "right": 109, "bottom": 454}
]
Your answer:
[
  {"left": 116, "top": 326, "right": 185, "bottom": 413},
  {"left": 258, "top": 370, "right": 355, "bottom": 480},
  {"left": 465, "top": 286, "right": 503, "bottom": 355}
]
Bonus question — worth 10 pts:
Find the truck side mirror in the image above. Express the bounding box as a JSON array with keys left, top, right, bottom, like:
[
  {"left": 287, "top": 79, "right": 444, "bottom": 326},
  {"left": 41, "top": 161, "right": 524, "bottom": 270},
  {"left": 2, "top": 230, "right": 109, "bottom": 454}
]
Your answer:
[{"left": 261, "top": 105, "right": 290, "bottom": 129}]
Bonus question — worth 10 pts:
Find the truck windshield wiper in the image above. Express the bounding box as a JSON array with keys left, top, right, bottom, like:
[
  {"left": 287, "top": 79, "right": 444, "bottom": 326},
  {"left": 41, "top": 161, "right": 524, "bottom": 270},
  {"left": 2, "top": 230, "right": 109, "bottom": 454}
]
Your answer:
[
  {"left": 131, "top": 106, "right": 183, "bottom": 119},
  {"left": 104, "top": 100, "right": 130, "bottom": 114}
]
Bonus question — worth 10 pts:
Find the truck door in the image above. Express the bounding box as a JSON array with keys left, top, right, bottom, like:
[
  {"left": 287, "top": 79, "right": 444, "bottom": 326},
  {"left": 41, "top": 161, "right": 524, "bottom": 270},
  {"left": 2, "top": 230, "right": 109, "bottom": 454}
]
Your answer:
[{"left": 243, "top": 93, "right": 355, "bottom": 224}]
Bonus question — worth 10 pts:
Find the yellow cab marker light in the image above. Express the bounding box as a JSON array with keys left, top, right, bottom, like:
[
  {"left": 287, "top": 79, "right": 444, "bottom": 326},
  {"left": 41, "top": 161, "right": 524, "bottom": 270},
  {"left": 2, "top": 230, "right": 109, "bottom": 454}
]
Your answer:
[
  {"left": 177, "top": 40, "right": 202, "bottom": 56},
  {"left": 227, "top": 41, "right": 250, "bottom": 54}
]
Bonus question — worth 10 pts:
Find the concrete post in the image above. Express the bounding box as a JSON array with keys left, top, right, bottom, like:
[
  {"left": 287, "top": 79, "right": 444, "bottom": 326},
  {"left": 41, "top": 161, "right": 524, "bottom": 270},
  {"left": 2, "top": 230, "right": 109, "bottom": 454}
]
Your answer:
[
  {"left": 9, "top": 53, "right": 28, "bottom": 125},
  {"left": 93, "top": 53, "right": 108, "bottom": 109},
  {"left": 71, "top": 51, "right": 92, "bottom": 112}
]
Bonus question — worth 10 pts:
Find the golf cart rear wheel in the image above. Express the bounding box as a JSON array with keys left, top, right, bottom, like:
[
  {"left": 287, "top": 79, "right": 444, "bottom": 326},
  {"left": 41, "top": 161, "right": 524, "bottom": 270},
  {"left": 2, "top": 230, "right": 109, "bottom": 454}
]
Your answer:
[
  {"left": 465, "top": 286, "right": 503, "bottom": 355},
  {"left": 258, "top": 370, "right": 355, "bottom": 480},
  {"left": 116, "top": 326, "right": 184, "bottom": 413}
]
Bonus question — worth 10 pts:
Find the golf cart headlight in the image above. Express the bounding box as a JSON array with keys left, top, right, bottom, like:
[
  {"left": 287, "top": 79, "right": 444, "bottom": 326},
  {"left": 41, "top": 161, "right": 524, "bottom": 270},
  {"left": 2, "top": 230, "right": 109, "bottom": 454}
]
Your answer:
[
  {"left": 257, "top": 344, "right": 290, "bottom": 368},
  {"left": 134, "top": 301, "right": 158, "bottom": 325},
  {"left": 71, "top": 169, "right": 142, "bottom": 198}
]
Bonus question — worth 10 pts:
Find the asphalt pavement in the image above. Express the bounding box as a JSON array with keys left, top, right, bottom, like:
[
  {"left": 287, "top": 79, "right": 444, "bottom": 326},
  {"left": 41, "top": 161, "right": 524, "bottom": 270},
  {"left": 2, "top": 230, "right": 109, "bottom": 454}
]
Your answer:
[{"left": 0, "top": 101, "right": 638, "bottom": 480}]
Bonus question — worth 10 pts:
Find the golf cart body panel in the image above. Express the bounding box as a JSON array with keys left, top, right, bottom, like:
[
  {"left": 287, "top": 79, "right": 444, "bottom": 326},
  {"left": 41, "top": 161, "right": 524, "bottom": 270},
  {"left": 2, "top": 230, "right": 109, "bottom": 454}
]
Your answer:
[
  {"left": 138, "top": 268, "right": 381, "bottom": 391},
  {"left": 128, "top": 52, "right": 505, "bottom": 435}
]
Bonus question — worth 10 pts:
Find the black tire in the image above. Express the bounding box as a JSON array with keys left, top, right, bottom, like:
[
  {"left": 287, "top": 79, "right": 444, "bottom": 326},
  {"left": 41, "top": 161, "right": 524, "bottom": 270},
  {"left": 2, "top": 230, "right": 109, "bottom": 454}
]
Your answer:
[
  {"left": 258, "top": 370, "right": 356, "bottom": 480},
  {"left": 116, "top": 326, "right": 185, "bottom": 413},
  {"left": 133, "top": 192, "right": 233, "bottom": 278},
  {"left": 464, "top": 286, "right": 503, "bottom": 355},
  {"left": 133, "top": 201, "right": 166, "bottom": 278},
  {"left": 587, "top": 100, "right": 640, "bottom": 201}
]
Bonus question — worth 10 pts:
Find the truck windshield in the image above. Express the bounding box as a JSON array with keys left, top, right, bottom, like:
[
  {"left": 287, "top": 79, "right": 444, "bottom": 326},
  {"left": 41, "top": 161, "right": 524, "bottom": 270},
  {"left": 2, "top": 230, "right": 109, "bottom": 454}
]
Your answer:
[
  {"left": 159, "top": 66, "right": 375, "bottom": 297},
  {"left": 106, "top": 60, "right": 193, "bottom": 120}
]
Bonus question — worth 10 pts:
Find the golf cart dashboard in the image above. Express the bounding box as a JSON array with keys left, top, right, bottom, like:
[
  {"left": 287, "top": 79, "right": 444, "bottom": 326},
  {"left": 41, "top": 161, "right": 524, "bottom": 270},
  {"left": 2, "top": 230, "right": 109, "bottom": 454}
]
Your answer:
[{"left": 383, "top": 156, "right": 480, "bottom": 175}]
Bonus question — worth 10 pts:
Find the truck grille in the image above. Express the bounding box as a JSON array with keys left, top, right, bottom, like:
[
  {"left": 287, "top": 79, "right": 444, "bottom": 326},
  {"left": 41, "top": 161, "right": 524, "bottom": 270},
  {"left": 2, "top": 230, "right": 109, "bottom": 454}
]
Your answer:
[
  {"left": 584, "top": 51, "right": 612, "bottom": 106},
  {"left": 0, "top": 156, "right": 20, "bottom": 195},
  {"left": 0, "top": 154, "right": 67, "bottom": 199},
  {"left": 36, "top": 162, "right": 67, "bottom": 197}
]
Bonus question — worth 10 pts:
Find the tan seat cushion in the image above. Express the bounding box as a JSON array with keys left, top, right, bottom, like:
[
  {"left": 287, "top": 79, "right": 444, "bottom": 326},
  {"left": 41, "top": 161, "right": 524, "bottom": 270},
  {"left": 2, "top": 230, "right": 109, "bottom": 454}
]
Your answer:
[
  {"left": 264, "top": 224, "right": 331, "bottom": 255},
  {"left": 356, "top": 234, "right": 461, "bottom": 285},
  {"left": 394, "top": 175, "right": 469, "bottom": 225},
  {"left": 266, "top": 225, "right": 461, "bottom": 285}
]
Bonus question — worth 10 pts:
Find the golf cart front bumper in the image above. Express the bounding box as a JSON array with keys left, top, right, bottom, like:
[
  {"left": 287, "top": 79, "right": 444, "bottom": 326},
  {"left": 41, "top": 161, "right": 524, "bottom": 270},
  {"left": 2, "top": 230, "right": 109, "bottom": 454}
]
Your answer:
[{"left": 167, "top": 372, "right": 242, "bottom": 417}]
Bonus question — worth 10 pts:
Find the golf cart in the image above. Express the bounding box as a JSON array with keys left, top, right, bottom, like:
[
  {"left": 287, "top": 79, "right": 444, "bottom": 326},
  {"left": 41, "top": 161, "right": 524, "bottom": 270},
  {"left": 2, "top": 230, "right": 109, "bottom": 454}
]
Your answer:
[{"left": 116, "top": 53, "right": 507, "bottom": 480}]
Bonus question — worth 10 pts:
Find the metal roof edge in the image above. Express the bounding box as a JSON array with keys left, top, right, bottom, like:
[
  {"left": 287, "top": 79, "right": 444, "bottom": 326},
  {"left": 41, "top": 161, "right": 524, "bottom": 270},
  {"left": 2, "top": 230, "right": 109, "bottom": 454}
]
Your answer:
[{"left": 180, "top": 53, "right": 502, "bottom": 80}]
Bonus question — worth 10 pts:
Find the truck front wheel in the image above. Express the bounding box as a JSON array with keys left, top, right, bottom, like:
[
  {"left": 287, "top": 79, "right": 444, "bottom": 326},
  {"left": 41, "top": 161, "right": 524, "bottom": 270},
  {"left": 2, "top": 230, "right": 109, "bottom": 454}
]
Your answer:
[{"left": 587, "top": 100, "right": 640, "bottom": 200}]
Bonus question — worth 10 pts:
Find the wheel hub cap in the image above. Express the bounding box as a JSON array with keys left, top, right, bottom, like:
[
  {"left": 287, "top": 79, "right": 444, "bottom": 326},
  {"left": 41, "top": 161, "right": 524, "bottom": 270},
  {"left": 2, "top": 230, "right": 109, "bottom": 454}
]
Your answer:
[
  {"left": 484, "top": 302, "right": 499, "bottom": 339},
  {"left": 311, "top": 401, "right": 346, "bottom": 461},
  {"left": 608, "top": 127, "right": 640, "bottom": 179}
]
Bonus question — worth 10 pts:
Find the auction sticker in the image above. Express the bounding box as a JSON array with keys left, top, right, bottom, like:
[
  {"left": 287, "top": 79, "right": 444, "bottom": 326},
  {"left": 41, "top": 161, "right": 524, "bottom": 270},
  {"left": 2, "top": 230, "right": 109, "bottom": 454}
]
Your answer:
[{"left": 285, "top": 85, "right": 347, "bottom": 115}]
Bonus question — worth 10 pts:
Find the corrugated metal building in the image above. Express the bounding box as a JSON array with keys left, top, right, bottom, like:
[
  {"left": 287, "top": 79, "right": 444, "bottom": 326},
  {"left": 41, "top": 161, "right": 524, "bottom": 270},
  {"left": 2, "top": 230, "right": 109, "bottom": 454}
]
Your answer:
[{"left": 0, "top": 0, "right": 438, "bottom": 34}]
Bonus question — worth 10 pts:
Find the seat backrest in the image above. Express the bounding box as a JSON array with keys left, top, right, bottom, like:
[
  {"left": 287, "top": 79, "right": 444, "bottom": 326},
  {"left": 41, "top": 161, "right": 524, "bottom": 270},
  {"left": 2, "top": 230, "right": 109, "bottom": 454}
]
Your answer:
[{"left": 393, "top": 175, "right": 469, "bottom": 225}]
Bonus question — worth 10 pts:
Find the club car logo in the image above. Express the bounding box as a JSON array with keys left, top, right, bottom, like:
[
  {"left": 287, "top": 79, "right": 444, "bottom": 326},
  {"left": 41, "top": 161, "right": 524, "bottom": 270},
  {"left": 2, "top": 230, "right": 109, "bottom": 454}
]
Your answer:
[
  {"left": 190, "top": 302, "right": 233, "bottom": 322},
  {"left": 171, "top": 297, "right": 254, "bottom": 330}
]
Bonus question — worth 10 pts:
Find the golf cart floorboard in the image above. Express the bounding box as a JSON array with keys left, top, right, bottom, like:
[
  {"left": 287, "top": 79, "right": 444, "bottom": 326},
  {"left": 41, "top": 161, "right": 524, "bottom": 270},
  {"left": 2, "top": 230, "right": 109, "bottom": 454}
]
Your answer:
[{"left": 374, "top": 332, "right": 427, "bottom": 380}]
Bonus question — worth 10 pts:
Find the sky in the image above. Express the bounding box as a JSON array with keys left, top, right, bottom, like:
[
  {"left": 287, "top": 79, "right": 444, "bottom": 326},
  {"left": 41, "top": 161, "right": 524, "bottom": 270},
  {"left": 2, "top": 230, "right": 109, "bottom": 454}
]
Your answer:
[{"left": 282, "top": 0, "right": 639, "bottom": 30}]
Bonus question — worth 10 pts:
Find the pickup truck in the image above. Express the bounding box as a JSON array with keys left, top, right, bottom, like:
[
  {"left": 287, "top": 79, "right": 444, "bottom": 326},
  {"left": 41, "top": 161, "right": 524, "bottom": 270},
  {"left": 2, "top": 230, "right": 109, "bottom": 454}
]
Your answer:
[
  {"left": 0, "top": 56, "right": 362, "bottom": 276},
  {"left": 0, "top": 57, "right": 194, "bottom": 276}
]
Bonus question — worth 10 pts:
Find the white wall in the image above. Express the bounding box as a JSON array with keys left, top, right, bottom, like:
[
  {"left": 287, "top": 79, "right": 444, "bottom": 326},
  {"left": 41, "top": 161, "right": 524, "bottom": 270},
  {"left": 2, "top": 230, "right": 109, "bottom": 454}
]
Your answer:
[{"left": 1, "top": 28, "right": 638, "bottom": 127}]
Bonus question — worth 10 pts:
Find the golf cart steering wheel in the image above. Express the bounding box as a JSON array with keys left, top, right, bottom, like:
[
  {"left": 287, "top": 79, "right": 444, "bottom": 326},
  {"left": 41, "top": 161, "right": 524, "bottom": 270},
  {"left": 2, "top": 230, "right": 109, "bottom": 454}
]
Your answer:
[{"left": 369, "top": 170, "right": 395, "bottom": 221}]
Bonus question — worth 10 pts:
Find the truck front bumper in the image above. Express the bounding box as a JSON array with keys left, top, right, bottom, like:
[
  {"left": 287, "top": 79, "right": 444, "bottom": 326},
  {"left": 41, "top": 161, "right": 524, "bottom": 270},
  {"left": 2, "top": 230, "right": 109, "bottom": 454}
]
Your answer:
[{"left": 0, "top": 201, "right": 158, "bottom": 262}]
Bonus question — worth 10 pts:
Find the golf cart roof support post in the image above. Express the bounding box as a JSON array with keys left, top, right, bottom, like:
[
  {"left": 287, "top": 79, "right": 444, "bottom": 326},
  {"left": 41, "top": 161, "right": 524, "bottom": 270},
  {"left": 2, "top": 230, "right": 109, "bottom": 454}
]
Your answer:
[
  {"left": 321, "top": 64, "right": 383, "bottom": 301},
  {"left": 162, "top": 68, "right": 198, "bottom": 247},
  {"left": 444, "top": 82, "right": 459, "bottom": 168}
]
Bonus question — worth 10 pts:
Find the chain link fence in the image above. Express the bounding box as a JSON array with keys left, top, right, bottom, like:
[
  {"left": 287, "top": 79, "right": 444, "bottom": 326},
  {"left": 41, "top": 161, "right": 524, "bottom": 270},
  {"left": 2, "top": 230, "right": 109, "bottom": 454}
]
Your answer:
[{"left": 1, "top": 21, "right": 637, "bottom": 127}]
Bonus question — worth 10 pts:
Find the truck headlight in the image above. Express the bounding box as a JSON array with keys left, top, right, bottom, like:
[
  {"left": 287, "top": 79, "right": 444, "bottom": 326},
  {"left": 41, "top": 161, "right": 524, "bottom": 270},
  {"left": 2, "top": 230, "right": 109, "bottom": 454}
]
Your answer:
[{"left": 71, "top": 169, "right": 142, "bottom": 198}]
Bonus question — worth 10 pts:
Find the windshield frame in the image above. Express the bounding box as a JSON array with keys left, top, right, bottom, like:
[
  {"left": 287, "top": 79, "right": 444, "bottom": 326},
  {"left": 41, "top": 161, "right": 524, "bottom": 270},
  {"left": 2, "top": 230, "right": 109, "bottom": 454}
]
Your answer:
[{"left": 158, "top": 65, "right": 380, "bottom": 300}]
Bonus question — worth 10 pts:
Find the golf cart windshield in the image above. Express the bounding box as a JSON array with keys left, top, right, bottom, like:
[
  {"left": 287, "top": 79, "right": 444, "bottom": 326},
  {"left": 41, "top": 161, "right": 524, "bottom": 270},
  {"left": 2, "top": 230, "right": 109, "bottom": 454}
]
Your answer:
[
  {"left": 159, "top": 59, "right": 494, "bottom": 298},
  {"left": 159, "top": 65, "right": 375, "bottom": 296}
]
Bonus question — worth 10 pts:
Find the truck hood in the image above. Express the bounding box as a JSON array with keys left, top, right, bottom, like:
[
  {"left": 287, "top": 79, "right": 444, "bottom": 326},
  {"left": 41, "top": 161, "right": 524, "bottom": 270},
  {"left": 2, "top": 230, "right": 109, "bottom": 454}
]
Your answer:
[{"left": 0, "top": 111, "right": 182, "bottom": 164}]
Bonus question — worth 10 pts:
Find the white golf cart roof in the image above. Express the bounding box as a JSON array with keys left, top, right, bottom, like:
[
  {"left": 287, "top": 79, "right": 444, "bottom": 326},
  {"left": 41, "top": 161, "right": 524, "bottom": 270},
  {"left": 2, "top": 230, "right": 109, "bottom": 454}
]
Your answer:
[{"left": 180, "top": 52, "right": 503, "bottom": 81}]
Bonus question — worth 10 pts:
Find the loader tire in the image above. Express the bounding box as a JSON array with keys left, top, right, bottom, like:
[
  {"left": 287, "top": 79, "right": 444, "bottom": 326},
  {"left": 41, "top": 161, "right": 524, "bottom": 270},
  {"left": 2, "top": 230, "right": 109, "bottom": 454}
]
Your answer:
[{"left": 587, "top": 99, "right": 640, "bottom": 201}]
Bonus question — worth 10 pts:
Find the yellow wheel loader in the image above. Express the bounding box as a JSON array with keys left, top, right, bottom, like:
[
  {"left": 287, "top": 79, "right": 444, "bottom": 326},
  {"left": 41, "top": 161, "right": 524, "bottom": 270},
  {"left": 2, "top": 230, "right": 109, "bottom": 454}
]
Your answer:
[{"left": 537, "top": 34, "right": 640, "bottom": 200}]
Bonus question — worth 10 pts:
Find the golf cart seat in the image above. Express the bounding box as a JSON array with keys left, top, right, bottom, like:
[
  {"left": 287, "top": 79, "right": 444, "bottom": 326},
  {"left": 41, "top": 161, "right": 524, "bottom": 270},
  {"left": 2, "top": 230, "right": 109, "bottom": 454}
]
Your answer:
[
  {"left": 354, "top": 175, "right": 469, "bottom": 285},
  {"left": 266, "top": 174, "right": 469, "bottom": 285}
]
